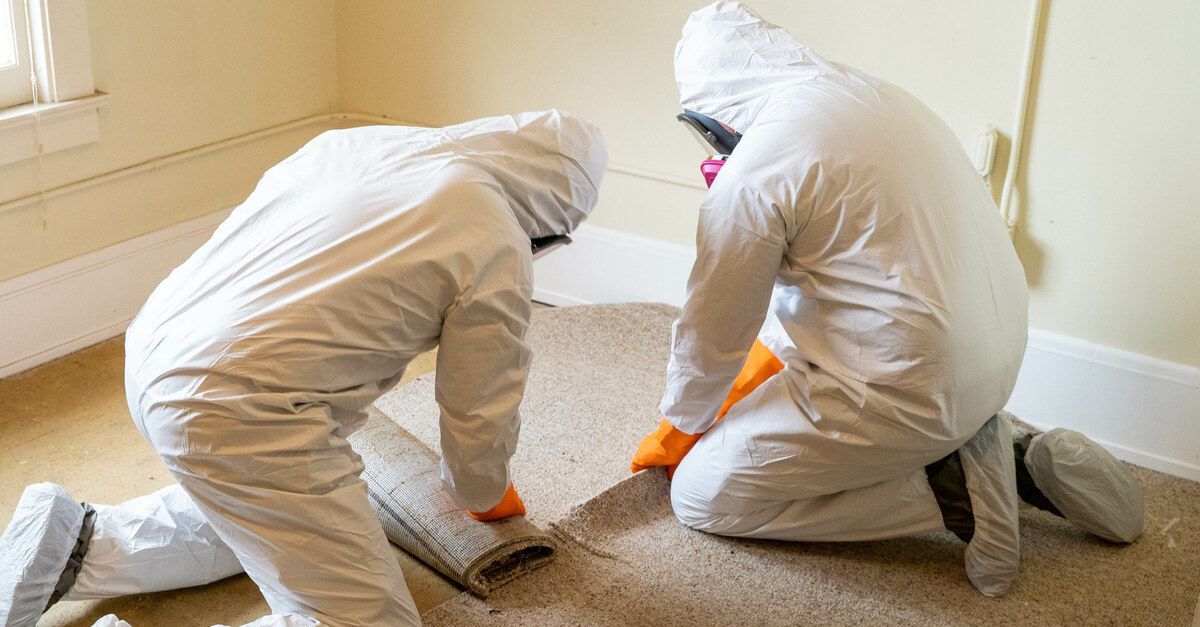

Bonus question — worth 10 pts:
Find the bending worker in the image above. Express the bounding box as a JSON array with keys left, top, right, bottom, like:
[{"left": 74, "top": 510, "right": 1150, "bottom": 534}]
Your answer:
[
  {"left": 632, "top": 2, "right": 1143, "bottom": 596},
  {"left": 1, "top": 110, "right": 606, "bottom": 626}
]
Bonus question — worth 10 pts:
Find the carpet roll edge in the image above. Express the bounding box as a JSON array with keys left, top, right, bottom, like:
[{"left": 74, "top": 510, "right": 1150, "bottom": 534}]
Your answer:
[{"left": 353, "top": 407, "right": 559, "bottom": 598}]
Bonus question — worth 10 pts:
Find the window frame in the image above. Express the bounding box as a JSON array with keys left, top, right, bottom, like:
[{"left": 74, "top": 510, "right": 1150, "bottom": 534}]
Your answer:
[
  {"left": 0, "top": 0, "right": 34, "bottom": 108},
  {"left": 0, "top": 0, "right": 105, "bottom": 167}
]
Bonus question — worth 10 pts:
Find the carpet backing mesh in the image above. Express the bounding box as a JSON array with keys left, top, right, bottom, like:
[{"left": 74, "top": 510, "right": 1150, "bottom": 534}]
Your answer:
[{"left": 349, "top": 408, "right": 555, "bottom": 597}]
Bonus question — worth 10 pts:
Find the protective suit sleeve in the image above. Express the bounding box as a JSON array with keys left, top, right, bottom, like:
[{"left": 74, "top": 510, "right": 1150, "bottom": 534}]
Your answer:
[
  {"left": 660, "top": 183, "right": 787, "bottom": 434},
  {"left": 435, "top": 279, "right": 533, "bottom": 513}
]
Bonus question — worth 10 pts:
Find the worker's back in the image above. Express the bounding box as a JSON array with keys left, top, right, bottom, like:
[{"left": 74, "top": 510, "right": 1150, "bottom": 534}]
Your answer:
[
  {"left": 124, "top": 112, "right": 606, "bottom": 423},
  {"left": 128, "top": 156, "right": 523, "bottom": 412},
  {"left": 746, "top": 71, "right": 1029, "bottom": 440}
]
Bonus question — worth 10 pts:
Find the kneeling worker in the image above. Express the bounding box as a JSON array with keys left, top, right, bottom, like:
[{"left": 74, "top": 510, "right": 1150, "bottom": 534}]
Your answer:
[
  {"left": 632, "top": 2, "right": 1143, "bottom": 596},
  {"left": 1, "top": 110, "right": 606, "bottom": 626}
]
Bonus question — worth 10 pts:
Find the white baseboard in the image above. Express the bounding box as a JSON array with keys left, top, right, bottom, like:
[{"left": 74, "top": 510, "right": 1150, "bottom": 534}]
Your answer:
[
  {"left": 0, "top": 208, "right": 233, "bottom": 378},
  {"left": 533, "top": 225, "right": 694, "bottom": 307},
  {"left": 1006, "top": 331, "right": 1200, "bottom": 481},
  {"left": 535, "top": 224, "right": 1200, "bottom": 481}
]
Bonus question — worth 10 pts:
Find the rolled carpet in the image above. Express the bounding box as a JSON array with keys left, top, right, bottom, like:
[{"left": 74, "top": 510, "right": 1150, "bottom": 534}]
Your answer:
[{"left": 348, "top": 408, "right": 556, "bottom": 597}]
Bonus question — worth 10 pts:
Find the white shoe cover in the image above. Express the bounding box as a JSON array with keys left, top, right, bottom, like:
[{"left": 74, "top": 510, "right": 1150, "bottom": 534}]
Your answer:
[
  {"left": 91, "top": 615, "right": 133, "bottom": 627},
  {"left": 1026, "top": 428, "right": 1144, "bottom": 543},
  {"left": 0, "top": 483, "right": 83, "bottom": 627},
  {"left": 958, "top": 415, "right": 1021, "bottom": 597}
]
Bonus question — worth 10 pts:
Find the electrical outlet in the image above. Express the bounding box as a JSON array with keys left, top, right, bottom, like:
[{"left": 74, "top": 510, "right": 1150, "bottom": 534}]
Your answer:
[{"left": 975, "top": 125, "right": 998, "bottom": 179}]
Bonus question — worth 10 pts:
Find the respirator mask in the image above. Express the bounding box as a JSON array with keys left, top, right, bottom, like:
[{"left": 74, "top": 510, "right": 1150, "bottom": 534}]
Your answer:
[{"left": 676, "top": 110, "right": 742, "bottom": 188}]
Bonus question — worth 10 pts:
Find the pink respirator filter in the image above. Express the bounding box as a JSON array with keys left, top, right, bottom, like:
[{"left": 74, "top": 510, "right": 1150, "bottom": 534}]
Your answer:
[{"left": 700, "top": 158, "right": 726, "bottom": 188}]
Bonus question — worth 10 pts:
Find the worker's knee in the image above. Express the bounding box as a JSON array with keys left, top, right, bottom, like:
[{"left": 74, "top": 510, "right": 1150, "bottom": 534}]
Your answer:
[
  {"left": 670, "top": 482, "right": 722, "bottom": 532},
  {"left": 670, "top": 480, "right": 768, "bottom": 536},
  {"left": 669, "top": 460, "right": 737, "bottom": 534},
  {"left": 671, "top": 454, "right": 795, "bottom": 537}
]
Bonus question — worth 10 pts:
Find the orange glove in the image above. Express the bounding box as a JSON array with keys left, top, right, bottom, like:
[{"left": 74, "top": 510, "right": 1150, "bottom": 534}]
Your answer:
[
  {"left": 630, "top": 417, "right": 704, "bottom": 478},
  {"left": 630, "top": 340, "right": 784, "bottom": 479},
  {"left": 715, "top": 339, "right": 785, "bottom": 421},
  {"left": 467, "top": 483, "right": 526, "bottom": 522}
]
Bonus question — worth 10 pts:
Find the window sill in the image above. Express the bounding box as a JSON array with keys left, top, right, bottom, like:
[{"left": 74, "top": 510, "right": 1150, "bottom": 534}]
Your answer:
[{"left": 0, "top": 92, "right": 109, "bottom": 167}]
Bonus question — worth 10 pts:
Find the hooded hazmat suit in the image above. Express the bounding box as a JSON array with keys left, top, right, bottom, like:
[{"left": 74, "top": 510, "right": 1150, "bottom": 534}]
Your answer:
[
  {"left": 658, "top": 2, "right": 1029, "bottom": 595},
  {"left": 90, "top": 110, "right": 604, "bottom": 626}
]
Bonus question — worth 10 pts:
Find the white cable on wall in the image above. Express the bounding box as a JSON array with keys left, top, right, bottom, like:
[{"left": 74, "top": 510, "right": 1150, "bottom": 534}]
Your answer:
[
  {"left": 20, "top": 0, "right": 48, "bottom": 228},
  {"left": 999, "top": 0, "right": 1047, "bottom": 234}
]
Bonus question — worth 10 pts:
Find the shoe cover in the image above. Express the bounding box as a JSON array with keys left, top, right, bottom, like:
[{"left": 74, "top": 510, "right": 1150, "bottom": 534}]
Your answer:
[
  {"left": 0, "top": 483, "right": 83, "bottom": 626},
  {"left": 958, "top": 415, "right": 1020, "bottom": 596},
  {"left": 1025, "top": 428, "right": 1144, "bottom": 543},
  {"left": 90, "top": 615, "right": 133, "bottom": 627}
]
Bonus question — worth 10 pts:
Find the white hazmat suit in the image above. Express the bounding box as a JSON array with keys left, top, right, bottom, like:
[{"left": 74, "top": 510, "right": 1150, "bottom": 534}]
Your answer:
[
  {"left": 661, "top": 2, "right": 1028, "bottom": 595},
  {"left": 3, "top": 110, "right": 605, "bottom": 627}
]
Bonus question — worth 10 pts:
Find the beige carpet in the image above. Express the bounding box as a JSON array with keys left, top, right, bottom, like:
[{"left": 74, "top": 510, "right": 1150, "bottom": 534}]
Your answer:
[
  {"left": 377, "top": 303, "right": 1200, "bottom": 625},
  {"left": 374, "top": 303, "right": 677, "bottom": 525}
]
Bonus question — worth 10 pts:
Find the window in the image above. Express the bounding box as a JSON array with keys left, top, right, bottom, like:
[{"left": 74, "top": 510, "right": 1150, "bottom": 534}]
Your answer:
[
  {"left": 0, "top": 0, "right": 33, "bottom": 108},
  {"left": 0, "top": 0, "right": 105, "bottom": 167}
]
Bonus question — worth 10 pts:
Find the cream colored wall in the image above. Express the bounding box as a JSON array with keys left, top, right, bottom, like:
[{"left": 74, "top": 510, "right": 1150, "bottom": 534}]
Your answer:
[
  {"left": 1018, "top": 0, "right": 1200, "bottom": 368},
  {"left": 0, "top": 0, "right": 340, "bottom": 281},
  {"left": 336, "top": 0, "right": 1200, "bottom": 367},
  {"left": 336, "top": 0, "right": 1030, "bottom": 239}
]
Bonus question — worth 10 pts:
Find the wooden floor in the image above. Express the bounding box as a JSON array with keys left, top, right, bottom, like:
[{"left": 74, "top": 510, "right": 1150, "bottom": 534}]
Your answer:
[{"left": 0, "top": 337, "right": 458, "bottom": 626}]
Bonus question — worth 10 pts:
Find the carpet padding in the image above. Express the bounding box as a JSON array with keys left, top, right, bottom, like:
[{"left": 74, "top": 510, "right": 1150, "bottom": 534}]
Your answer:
[{"left": 375, "top": 304, "right": 1200, "bottom": 625}]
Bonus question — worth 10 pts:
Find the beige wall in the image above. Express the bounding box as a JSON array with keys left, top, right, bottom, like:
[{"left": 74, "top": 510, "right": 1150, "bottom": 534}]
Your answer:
[
  {"left": 336, "top": 0, "right": 1031, "bottom": 238},
  {"left": 0, "top": 0, "right": 340, "bottom": 280},
  {"left": 1018, "top": 0, "right": 1200, "bottom": 368},
  {"left": 337, "top": 0, "right": 1200, "bottom": 367}
]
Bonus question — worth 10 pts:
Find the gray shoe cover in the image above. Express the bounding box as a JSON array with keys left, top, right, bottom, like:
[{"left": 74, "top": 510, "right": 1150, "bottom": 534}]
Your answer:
[
  {"left": 1025, "top": 428, "right": 1144, "bottom": 543},
  {"left": 0, "top": 483, "right": 83, "bottom": 627},
  {"left": 959, "top": 415, "right": 1021, "bottom": 597}
]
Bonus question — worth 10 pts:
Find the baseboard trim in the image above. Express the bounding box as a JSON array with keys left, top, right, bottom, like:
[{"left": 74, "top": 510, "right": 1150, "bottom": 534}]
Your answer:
[
  {"left": 532, "top": 224, "right": 694, "bottom": 307},
  {"left": 1007, "top": 328, "right": 1200, "bottom": 481},
  {"left": 0, "top": 208, "right": 233, "bottom": 378},
  {"left": 535, "top": 225, "right": 1200, "bottom": 481}
]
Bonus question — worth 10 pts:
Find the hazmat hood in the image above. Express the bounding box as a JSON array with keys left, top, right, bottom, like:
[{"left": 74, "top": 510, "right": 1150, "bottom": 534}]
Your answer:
[
  {"left": 674, "top": 1, "right": 838, "bottom": 133},
  {"left": 396, "top": 109, "right": 607, "bottom": 240}
]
